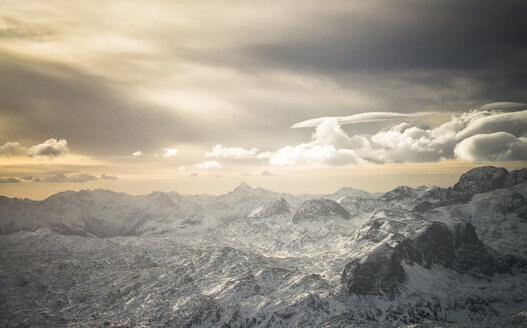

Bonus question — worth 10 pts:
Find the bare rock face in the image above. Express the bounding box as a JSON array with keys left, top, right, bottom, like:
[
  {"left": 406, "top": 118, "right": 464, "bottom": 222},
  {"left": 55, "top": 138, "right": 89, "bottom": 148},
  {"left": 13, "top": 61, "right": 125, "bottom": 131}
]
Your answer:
[
  {"left": 506, "top": 168, "right": 527, "bottom": 187},
  {"left": 341, "top": 243, "right": 408, "bottom": 299},
  {"left": 452, "top": 166, "right": 509, "bottom": 194},
  {"left": 413, "top": 166, "right": 527, "bottom": 213},
  {"left": 341, "top": 210, "right": 513, "bottom": 299},
  {"left": 292, "top": 199, "right": 351, "bottom": 224}
]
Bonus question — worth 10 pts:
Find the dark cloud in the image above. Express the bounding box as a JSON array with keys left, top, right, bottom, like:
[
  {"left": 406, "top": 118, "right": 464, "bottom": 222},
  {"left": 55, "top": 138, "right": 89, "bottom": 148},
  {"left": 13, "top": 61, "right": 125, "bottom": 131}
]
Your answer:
[
  {"left": 36, "top": 173, "right": 98, "bottom": 183},
  {"left": 236, "top": 1, "right": 527, "bottom": 73},
  {"left": 0, "top": 177, "right": 21, "bottom": 183},
  {"left": 1, "top": 0, "right": 527, "bottom": 162}
]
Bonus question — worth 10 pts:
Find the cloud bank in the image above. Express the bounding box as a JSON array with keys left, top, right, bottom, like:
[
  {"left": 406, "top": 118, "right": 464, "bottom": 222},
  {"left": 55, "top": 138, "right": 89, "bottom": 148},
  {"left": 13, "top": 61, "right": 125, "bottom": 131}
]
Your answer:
[{"left": 207, "top": 107, "right": 527, "bottom": 166}]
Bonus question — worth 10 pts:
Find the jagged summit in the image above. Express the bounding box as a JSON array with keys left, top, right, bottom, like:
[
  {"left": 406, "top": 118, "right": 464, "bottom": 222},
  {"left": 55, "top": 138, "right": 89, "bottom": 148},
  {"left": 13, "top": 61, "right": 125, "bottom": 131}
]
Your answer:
[{"left": 248, "top": 197, "right": 290, "bottom": 219}]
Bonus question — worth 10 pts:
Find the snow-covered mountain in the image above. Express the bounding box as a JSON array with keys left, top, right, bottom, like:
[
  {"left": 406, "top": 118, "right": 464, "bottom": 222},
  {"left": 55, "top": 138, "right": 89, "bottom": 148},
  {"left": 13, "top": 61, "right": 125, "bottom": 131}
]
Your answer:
[
  {"left": 1, "top": 166, "right": 526, "bottom": 327},
  {"left": 248, "top": 198, "right": 291, "bottom": 219}
]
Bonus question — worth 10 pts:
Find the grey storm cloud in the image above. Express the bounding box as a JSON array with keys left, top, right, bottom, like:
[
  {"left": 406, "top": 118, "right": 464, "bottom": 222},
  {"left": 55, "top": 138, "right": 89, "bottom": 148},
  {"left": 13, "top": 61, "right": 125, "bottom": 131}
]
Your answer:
[
  {"left": 1, "top": 0, "right": 527, "bottom": 162},
  {"left": 236, "top": 1, "right": 527, "bottom": 73}
]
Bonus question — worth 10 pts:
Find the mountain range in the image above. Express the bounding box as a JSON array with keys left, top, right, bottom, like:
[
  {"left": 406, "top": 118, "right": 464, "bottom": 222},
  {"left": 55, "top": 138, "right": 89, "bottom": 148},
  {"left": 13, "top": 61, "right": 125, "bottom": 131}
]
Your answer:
[{"left": 1, "top": 166, "right": 526, "bottom": 327}]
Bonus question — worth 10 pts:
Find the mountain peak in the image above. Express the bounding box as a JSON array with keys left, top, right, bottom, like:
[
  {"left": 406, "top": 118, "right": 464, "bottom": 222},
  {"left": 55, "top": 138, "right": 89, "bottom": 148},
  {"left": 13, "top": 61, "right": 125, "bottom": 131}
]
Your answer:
[
  {"left": 452, "top": 166, "right": 508, "bottom": 194},
  {"left": 292, "top": 199, "right": 351, "bottom": 224},
  {"left": 249, "top": 197, "right": 291, "bottom": 219},
  {"left": 233, "top": 182, "right": 252, "bottom": 192}
]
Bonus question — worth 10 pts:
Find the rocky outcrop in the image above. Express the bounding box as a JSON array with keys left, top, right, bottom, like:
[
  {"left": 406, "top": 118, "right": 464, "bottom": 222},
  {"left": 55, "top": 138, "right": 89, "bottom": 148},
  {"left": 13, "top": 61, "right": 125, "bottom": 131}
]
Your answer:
[
  {"left": 341, "top": 210, "right": 513, "bottom": 298},
  {"left": 413, "top": 166, "right": 527, "bottom": 213}
]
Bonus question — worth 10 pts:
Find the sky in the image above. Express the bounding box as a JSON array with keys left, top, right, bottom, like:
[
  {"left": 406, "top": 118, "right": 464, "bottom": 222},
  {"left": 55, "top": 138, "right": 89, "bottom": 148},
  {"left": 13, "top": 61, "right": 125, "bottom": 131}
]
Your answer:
[{"left": 1, "top": 0, "right": 527, "bottom": 199}]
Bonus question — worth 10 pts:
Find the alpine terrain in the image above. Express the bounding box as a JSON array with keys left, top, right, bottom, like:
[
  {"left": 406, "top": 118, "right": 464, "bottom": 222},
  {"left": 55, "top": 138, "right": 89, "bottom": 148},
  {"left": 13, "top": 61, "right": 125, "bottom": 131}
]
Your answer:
[{"left": 1, "top": 166, "right": 527, "bottom": 327}]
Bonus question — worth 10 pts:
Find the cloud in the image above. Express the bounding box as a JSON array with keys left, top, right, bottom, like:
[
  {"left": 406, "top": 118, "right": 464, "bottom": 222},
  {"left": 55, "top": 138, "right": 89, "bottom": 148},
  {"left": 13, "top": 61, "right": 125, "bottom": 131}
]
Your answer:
[
  {"left": 455, "top": 110, "right": 527, "bottom": 140},
  {"left": 36, "top": 173, "right": 98, "bottom": 183},
  {"left": 100, "top": 174, "right": 118, "bottom": 180},
  {"left": 261, "top": 170, "right": 275, "bottom": 176},
  {"left": 194, "top": 161, "right": 222, "bottom": 169},
  {"left": 163, "top": 148, "right": 179, "bottom": 158},
  {"left": 0, "top": 177, "right": 21, "bottom": 183},
  {"left": 27, "top": 138, "right": 68, "bottom": 158},
  {"left": 264, "top": 107, "right": 527, "bottom": 166},
  {"left": 132, "top": 150, "right": 142, "bottom": 156},
  {"left": 205, "top": 144, "right": 258, "bottom": 159},
  {"left": 20, "top": 176, "right": 33, "bottom": 181},
  {"left": 454, "top": 132, "right": 527, "bottom": 161},
  {"left": 478, "top": 102, "right": 527, "bottom": 112},
  {"left": 291, "top": 112, "right": 437, "bottom": 128},
  {"left": 268, "top": 119, "right": 367, "bottom": 166},
  {"left": 0, "top": 141, "right": 26, "bottom": 157}
]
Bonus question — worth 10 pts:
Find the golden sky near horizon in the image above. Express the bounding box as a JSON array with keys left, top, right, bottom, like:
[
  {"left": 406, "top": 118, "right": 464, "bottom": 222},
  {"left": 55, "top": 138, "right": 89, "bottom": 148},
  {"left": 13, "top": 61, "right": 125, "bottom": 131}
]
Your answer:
[{"left": 1, "top": 0, "right": 527, "bottom": 199}]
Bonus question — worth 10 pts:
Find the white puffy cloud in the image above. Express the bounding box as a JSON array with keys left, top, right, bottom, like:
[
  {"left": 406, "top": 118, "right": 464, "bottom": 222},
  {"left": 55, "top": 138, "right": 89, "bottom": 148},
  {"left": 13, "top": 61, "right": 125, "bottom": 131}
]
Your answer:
[
  {"left": 268, "top": 119, "right": 367, "bottom": 166},
  {"left": 454, "top": 132, "right": 527, "bottom": 161},
  {"left": 0, "top": 142, "right": 26, "bottom": 157},
  {"left": 163, "top": 148, "right": 179, "bottom": 158},
  {"left": 27, "top": 139, "right": 69, "bottom": 158},
  {"left": 198, "top": 106, "right": 527, "bottom": 167},
  {"left": 455, "top": 110, "right": 527, "bottom": 141},
  {"left": 205, "top": 144, "right": 258, "bottom": 159},
  {"left": 268, "top": 107, "right": 527, "bottom": 165},
  {"left": 194, "top": 160, "right": 222, "bottom": 169},
  {"left": 132, "top": 150, "right": 142, "bottom": 156}
]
